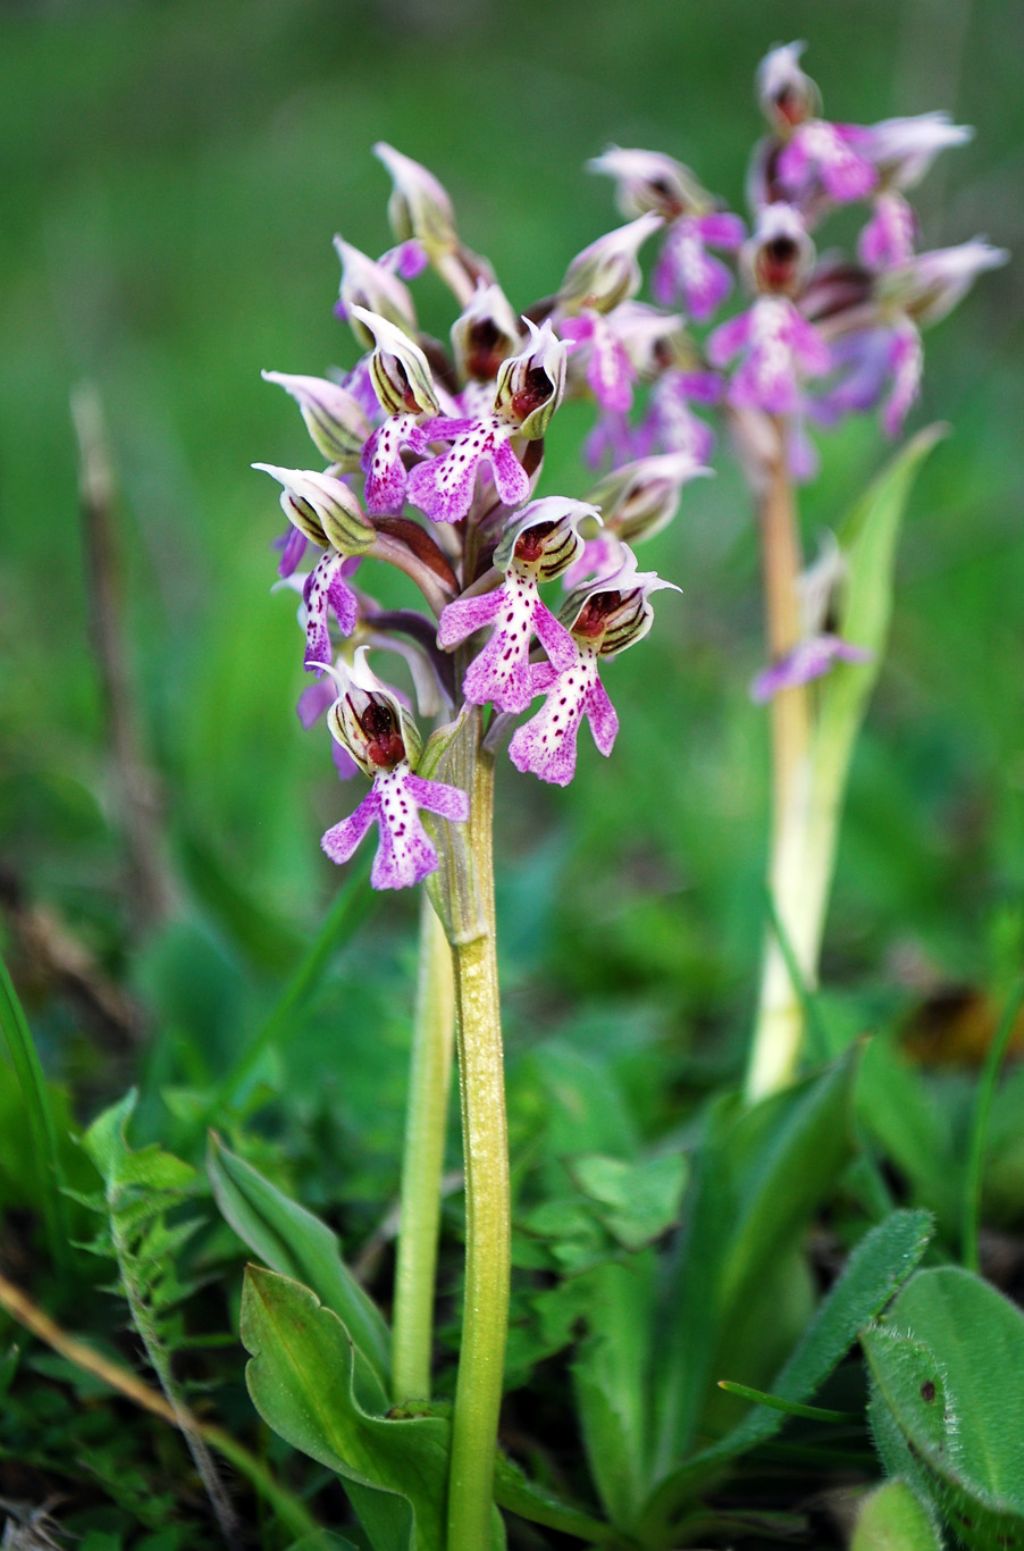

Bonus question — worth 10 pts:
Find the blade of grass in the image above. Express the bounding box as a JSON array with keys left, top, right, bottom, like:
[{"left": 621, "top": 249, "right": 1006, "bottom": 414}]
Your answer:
[
  {"left": 201, "top": 858, "right": 375, "bottom": 1127},
  {"left": 716, "top": 1379, "right": 856, "bottom": 1424},
  {"left": 961, "top": 976, "right": 1024, "bottom": 1272},
  {"left": 0, "top": 956, "right": 70, "bottom": 1273}
]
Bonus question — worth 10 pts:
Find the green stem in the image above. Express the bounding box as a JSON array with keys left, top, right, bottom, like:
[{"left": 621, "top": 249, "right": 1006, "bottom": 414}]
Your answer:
[
  {"left": 391, "top": 892, "right": 456, "bottom": 1402},
  {"left": 446, "top": 752, "right": 509, "bottom": 1551},
  {"left": 746, "top": 421, "right": 814, "bottom": 1103}
]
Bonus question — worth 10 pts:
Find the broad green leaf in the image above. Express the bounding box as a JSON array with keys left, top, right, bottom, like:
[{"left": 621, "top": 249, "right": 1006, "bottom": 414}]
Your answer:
[
  {"left": 242, "top": 1267, "right": 450, "bottom": 1551},
  {"left": 852, "top": 1480, "right": 941, "bottom": 1551},
  {"left": 570, "top": 1153, "right": 688, "bottom": 1251},
  {"left": 644, "top": 1208, "right": 932, "bottom": 1528},
  {"left": 0, "top": 954, "right": 70, "bottom": 1271},
  {"left": 208, "top": 1134, "right": 389, "bottom": 1399},
  {"left": 572, "top": 1253, "right": 658, "bottom": 1528},
  {"left": 864, "top": 1266, "right": 1024, "bottom": 1548},
  {"left": 799, "top": 429, "right": 945, "bottom": 991},
  {"left": 815, "top": 426, "right": 945, "bottom": 776}
]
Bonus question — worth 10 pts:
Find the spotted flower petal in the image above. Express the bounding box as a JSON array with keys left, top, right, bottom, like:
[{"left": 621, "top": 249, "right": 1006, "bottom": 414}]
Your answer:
[
  {"left": 302, "top": 552, "right": 360, "bottom": 672},
  {"left": 321, "top": 762, "right": 469, "bottom": 889},
  {"left": 407, "top": 414, "right": 528, "bottom": 523}
]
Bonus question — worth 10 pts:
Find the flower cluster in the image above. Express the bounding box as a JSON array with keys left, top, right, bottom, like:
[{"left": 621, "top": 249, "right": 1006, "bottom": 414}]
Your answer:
[
  {"left": 255, "top": 49, "right": 1004, "bottom": 886},
  {"left": 255, "top": 146, "right": 685, "bottom": 888}
]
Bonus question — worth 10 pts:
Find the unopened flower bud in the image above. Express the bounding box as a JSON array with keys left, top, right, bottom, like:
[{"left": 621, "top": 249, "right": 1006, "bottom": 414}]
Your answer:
[
  {"left": 493, "top": 318, "right": 568, "bottom": 438},
  {"left": 558, "top": 212, "right": 662, "bottom": 314},
  {"left": 261, "top": 371, "right": 372, "bottom": 465},
  {"left": 374, "top": 142, "right": 457, "bottom": 254},
  {"left": 865, "top": 113, "right": 973, "bottom": 191},
  {"left": 326, "top": 648, "right": 421, "bottom": 777},
  {"left": 756, "top": 41, "right": 821, "bottom": 133},
  {"left": 333, "top": 237, "right": 418, "bottom": 346},
  {"left": 253, "top": 464, "right": 375, "bottom": 555},
  {"left": 451, "top": 282, "right": 522, "bottom": 382},
  {"left": 493, "top": 497, "right": 601, "bottom": 582},
  {"left": 561, "top": 549, "right": 680, "bottom": 658},
  {"left": 349, "top": 306, "right": 440, "bottom": 418},
  {"left": 587, "top": 146, "right": 713, "bottom": 220},
  {"left": 587, "top": 453, "right": 710, "bottom": 545},
  {"left": 743, "top": 202, "right": 815, "bottom": 295},
  {"left": 877, "top": 239, "right": 1008, "bottom": 327}
]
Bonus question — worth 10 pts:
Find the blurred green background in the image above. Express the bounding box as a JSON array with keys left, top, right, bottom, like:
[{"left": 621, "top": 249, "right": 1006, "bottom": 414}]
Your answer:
[{"left": 2, "top": 0, "right": 1022, "bottom": 1149}]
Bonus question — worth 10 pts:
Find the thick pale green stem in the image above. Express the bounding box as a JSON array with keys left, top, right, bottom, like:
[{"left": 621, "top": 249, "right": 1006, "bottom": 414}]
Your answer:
[
  {"left": 446, "top": 753, "right": 509, "bottom": 1551},
  {"left": 746, "top": 422, "right": 814, "bottom": 1103},
  {"left": 391, "top": 893, "right": 456, "bottom": 1403}
]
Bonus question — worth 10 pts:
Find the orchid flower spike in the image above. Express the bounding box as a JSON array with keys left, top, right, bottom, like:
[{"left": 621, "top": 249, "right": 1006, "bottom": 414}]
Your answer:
[
  {"left": 558, "top": 212, "right": 663, "bottom": 314},
  {"left": 333, "top": 237, "right": 418, "bottom": 345},
  {"left": 509, "top": 550, "right": 679, "bottom": 786},
  {"left": 587, "top": 145, "right": 714, "bottom": 220},
  {"left": 374, "top": 142, "right": 458, "bottom": 254},
  {"left": 321, "top": 649, "right": 469, "bottom": 890},
  {"left": 260, "top": 371, "right": 372, "bottom": 466},
  {"left": 438, "top": 498, "right": 600, "bottom": 713},
  {"left": 252, "top": 463, "right": 375, "bottom": 554}
]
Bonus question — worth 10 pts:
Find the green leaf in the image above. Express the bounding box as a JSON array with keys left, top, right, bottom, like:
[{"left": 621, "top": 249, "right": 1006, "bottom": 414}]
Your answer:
[
  {"left": 864, "top": 1266, "right": 1024, "bottom": 1547},
  {"left": 242, "top": 1266, "right": 451, "bottom": 1551},
  {"left": 493, "top": 1453, "right": 612, "bottom": 1544},
  {"left": 817, "top": 426, "right": 946, "bottom": 763},
  {"left": 572, "top": 1253, "right": 658, "bottom": 1528},
  {"left": 714, "top": 1380, "right": 854, "bottom": 1423},
  {"left": 644, "top": 1208, "right": 932, "bottom": 1529},
  {"left": 0, "top": 953, "right": 70, "bottom": 1271},
  {"left": 570, "top": 1153, "right": 688, "bottom": 1251},
  {"left": 207, "top": 1134, "right": 390, "bottom": 1400},
  {"left": 851, "top": 1480, "right": 942, "bottom": 1551}
]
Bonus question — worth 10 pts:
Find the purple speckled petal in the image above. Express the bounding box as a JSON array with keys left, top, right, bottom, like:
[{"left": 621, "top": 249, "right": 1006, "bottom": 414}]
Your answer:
[
  {"left": 751, "top": 633, "right": 872, "bottom": 702},
  {"left": 437, "top": 587, "right": 503, "bottom": 648},
  {"left": 459, "top": 573, "right": 540, "bottom": 712},
  {"left": 859, "top": 192, "right": 916, "bottom": 271},
  {"left": 532, "top": 598, "right": 579, "bottom": 672},
  {"left": 695, "top": 211, "right": 746, "bottom": 249},
  {"left": 362, "top": 415, "right": 429, "bottom": 515},
  {"left": 651, "top": 243, "right": 681, "bottom": 310},
  {"left": 297, "top": 678, "right": 335, "bottom": 728},
  {"left": 322, "top": 787, "right": 379, "bottom": 865},
  {"left": 302, "top": 552, "right": 358, "bottom": 671},
  {"left": 789, "top": 312, "right": 832, "bottom": 376},
  {"left": 680, "top": 245, "right": 734, "bottom": 324},
  {"left": 585, "top": 317, "right": 635, "bottom": 412},
  {"left": 882, "top": 325, "right": 923, "bottom": 438},
  {"left": 371, "top": 765, "right": 439, "bottom": 889},
  {"left": 409, "top": 417, "right": 527, "bottom": 523},
  {"left": 274, "top": 527, "right": 309, "bottom": 579},
  {"left": 488, "top": 433, "right": 531, "bottom": 507},
  {"left": 707, "top": 310, "right": 752, "bottom": 367},
  {"left": 508, "top": 649, "right": 596, "bottom": 787},
  {"left": 405, "top": 773, "right": 471, "bottom": 822},
  {"left": 584, "top": 674, "right": 619, "bottom": 757}
]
